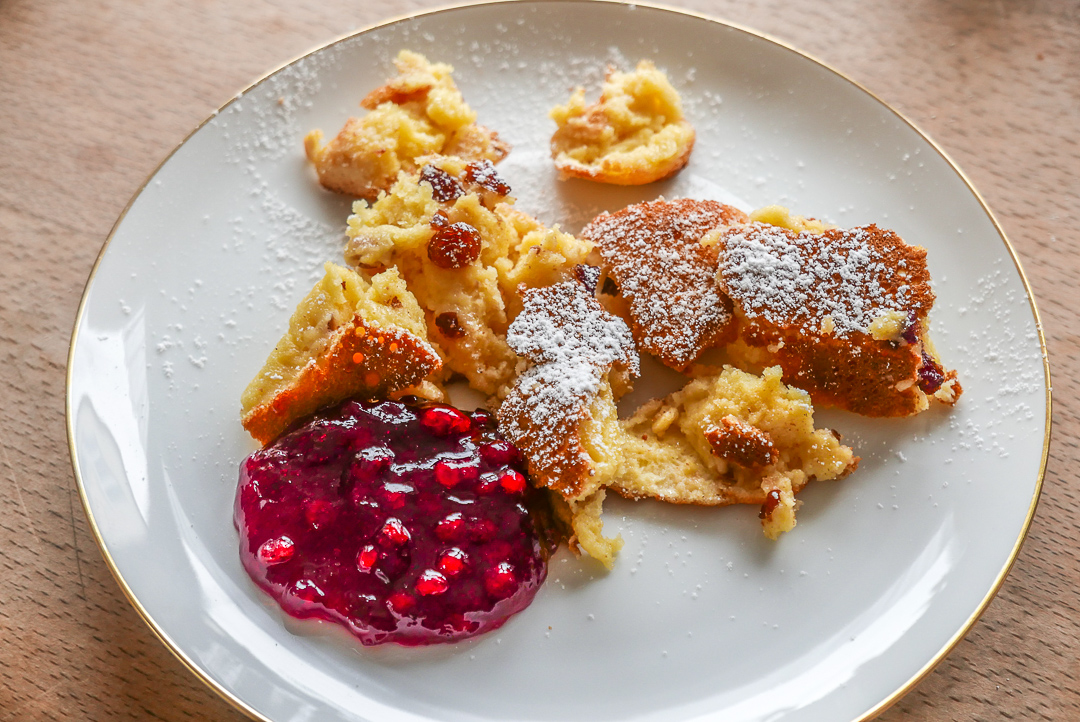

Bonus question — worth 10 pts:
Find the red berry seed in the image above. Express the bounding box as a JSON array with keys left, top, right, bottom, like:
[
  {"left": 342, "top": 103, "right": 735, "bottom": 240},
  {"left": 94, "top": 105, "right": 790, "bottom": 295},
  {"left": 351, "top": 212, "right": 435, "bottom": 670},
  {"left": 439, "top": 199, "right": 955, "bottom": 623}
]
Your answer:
[
  {"left": 498, "top": 469, "right": 527, "bottom": 494},
  {"left": 356, "top": 544, "right": 378, "bottom": 572},
  {"left": 435, "top": 512, "right": 465, "bottom": 542},
  {"left": 415, "top": 569, "right": 450, "bottom": 596},
  {"left": 387, "top": 591, "right": 416, "bottom": 614},
  {"left": 470, "top": 409, "right": 495, "bottom": 429},
  {"left": 485, "top": 562, "right": 517, "bottom": 599},
  {"left": 379, "top": 517, "right": 411, "bottom": 546},
  {"left": 480, "top": 440, "right": 518, "bottom": 465},
  {"left": 257, "top": 536, "right": 295, "bottom": 565},
  {"left": 377, "top": 482, "right": 414, "bottom": 510},
  {"left": 419, "top": 406, "right": 472, "bottom": 436},
  {"left": 348, "top": 446, "right": 394, "bottom": 487},
  {"left": 436, "top": 548, "right": 469, "bottom": 577},
  {"left": 435, "top": 458, "right": 480, "bottom": 488},
  {"left": 475, "top": 472, "right": 500, "bottom": 495}
]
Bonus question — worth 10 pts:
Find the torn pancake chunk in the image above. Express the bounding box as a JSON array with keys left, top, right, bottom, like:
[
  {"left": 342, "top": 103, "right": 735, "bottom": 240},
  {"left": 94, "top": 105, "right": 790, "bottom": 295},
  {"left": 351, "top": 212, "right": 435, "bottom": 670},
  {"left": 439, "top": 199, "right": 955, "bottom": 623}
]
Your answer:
[
  {"left": 345, "top": 156, "right": 593, "bottom": 395},
  {"left": 304, "top": 50, "right": 509, "bottom": 200},
  {"left": 615, "top": 365, "right": 857, "bottom": 539},
  {"left": 550, "top": 60, "right": 695, "bottom": 185},
  {"left": 240, "top": 263, "right": 441, "bottom": 445},
  {"left": 716, "top": 213, "right": 961, "bottom": 417},
  {"left": 582, "top": 199, "right": 748, "bottom": 370},
  {"left": 496, "top": 280, "right": 639, "bottom": 567}
]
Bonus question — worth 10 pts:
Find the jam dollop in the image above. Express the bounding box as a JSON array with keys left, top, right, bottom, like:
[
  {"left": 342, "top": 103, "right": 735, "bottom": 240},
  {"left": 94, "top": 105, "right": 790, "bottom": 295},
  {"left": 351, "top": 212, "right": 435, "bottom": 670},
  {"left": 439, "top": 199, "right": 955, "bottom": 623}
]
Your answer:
[{"left": 235, "top": 398, "right": 552, "bottom": 646}]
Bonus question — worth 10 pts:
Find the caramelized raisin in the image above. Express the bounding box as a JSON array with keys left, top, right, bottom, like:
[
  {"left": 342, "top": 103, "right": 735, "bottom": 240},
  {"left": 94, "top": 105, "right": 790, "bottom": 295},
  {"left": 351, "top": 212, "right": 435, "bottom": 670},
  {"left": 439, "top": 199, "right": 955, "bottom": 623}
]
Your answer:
[
  {"left": 465, "top": 160, "right": 511, "bottom": 196},
  {"left": 420, "top": 165, "right": 464, "bottom": 203},
  {"left": 574, "top": 265, "right": 601, "bottom": 291},
  {"left": 917, "top": 350, "right": 946, "bottom": 393},
  {"left": 901, "top": 312, "right": 920, "bottom": 345},
  {"left": 428, "top": 222, "right": 482, "bottom": 269},
  {"left": 601, "top": 276, "right": 620, "bottom": 296},
  {"left": 435, "top": 312, "right": 466, "bottom": 338},
  {"left": 706, "top": 416, "right": 778, "bottom": 469},
  {"left": 759, "top": 489, "right": 782, "bottom": 520},
  {"left": 430, "top": 210, "right": 449, "bottom": 230}
]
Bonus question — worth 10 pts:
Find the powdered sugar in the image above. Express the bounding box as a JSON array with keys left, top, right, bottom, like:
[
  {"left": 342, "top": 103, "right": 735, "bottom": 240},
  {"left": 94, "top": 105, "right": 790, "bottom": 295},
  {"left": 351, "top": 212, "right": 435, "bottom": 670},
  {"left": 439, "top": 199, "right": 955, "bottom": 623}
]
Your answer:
[
  {"left": 220, "top": 51, "right": 331, "bottom": 164},
  {"left": 719, "top": 223, "right": 928, "bottom": 337},
  {"left": 507, "top": 281, "right": 638, "bottom": 374},
  {"left": 498, "top": 280, "right": 638, "bottom": 488},
  {"left": 584, "top": 199, "right": 742, "bottom": 369}
]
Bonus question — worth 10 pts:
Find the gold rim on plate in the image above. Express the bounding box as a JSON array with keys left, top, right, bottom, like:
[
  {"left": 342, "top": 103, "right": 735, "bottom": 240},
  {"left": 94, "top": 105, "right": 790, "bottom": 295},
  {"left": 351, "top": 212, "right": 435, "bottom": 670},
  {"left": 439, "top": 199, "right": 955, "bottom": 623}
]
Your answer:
[{"left": 65, "top": 1, "right": 1052, "bottom": 720}]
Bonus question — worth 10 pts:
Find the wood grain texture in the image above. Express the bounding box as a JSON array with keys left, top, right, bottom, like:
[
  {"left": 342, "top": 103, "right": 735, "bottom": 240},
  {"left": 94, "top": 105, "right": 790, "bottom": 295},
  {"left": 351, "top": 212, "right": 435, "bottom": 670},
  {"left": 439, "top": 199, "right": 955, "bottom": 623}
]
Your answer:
[{"left": 1, "top": 0, "right": 1076, "bottom": 719}]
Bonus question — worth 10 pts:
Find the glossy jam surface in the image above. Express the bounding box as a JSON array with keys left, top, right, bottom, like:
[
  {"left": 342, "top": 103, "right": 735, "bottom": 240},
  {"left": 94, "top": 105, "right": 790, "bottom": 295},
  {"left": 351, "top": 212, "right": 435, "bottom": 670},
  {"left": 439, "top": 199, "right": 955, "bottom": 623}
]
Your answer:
[{"left": 235, "top": 399, "right": 551, "bottom": 646}]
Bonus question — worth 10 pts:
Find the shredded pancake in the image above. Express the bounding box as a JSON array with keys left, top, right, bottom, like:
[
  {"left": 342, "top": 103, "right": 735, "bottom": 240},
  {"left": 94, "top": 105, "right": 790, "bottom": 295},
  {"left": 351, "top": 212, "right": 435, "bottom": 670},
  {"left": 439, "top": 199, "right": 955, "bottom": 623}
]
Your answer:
[
  {"left": 304, "top": 51, "right": 509, "bottom": 200},
  {"left": 582, "top": 199, "right": 748, "bottom": 370},
  {"left": 717, "top": 221, "right": 961, "bottom": 417},
  {"left": 496, "top": 279, "right": 638, "bottom": 567},
  {"left": 497, "top": 279, "right": 638, "bottom": 500},
  {"left": 549, "top": 60, "right": 695, "bottom": 185},
  {"left": 345, "top": 156, "right": 593, "bottom": 395},
  {"left": 241, "top": 263, "right": 441, "bottom": 445},
  {"left": 615, "top": 365, "right": 858, "bottom": 539}
]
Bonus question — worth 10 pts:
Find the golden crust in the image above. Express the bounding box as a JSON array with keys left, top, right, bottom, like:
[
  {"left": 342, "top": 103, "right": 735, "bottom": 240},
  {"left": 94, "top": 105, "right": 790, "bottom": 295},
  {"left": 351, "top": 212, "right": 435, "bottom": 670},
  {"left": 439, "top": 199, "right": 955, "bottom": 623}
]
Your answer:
[
  {"left": 304, "top": 50, "right": 509, "bottom": 200},
  {"left": 583, "top": 199, "right": 748, "bottom": 370},
  {"left": 240, "top": 264, "right": 441, "bottom": 445},
  {"left": 549, "top": 60, "right": 695, "bottom": 185},
  {"left": 242, "top": 316, "right": 440, "bottom": 445},
  {"left": 718, "top": 221, "right": 961, "bottom": 417}
]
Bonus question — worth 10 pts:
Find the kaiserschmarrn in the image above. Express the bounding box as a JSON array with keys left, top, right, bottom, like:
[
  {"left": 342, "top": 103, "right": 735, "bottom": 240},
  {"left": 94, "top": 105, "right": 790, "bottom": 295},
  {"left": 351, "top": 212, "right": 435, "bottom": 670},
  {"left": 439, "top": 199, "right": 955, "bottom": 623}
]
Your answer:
[
  {"left": 305, "top": 50, "right": 509, "bottom": 200},
  {"left": 550, "top": 60, "right": 695, "bottom": 185},
  {"left": 344, "top": 156, "right": 593, "bottom": 395},
  {"left": 716, "top": 214, "right": 961, "bottom": 417},
  {"left": 240, "top": 263, "right": 441, "bottom": 445}
]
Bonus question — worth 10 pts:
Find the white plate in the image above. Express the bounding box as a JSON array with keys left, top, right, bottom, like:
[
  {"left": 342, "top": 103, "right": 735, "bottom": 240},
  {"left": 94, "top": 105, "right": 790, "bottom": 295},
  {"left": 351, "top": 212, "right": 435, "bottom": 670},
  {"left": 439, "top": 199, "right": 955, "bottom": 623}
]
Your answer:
[{"left": 67, "top": 2, "right": 1050, "bottom": 720}]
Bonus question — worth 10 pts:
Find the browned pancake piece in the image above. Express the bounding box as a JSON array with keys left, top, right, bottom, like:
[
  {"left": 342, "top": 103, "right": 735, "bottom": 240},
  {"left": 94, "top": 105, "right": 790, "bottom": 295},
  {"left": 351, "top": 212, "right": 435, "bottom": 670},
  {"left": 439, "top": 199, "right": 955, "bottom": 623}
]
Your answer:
[
  {"left": 717, "top": 222, "right": 960, "bottom": 417},
  {"left": 582, "top": 199, "right": 748, "bottom": 370},
  {"left": 240, "top": 265, "right": 442, "bottom": 445},
  {"left": 496, "top": 280, "right": 638, "bottom": 500},
  {"left": 242, "top": 317, "right": 441, "bottom": 445}
]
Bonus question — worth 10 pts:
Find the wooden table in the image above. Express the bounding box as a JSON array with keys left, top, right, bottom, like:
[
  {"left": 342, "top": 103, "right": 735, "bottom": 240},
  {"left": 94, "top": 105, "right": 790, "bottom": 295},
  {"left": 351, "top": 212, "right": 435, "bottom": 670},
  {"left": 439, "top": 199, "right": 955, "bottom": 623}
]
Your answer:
[{"left": 1, "top": 0, "right": 1075, "bottom": 719}]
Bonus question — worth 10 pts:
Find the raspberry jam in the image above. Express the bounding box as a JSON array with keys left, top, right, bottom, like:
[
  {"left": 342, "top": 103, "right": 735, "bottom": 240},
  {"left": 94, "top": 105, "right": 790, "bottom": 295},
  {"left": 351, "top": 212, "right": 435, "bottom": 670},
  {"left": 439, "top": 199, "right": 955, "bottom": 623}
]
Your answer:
[{"left": 235, "top": 398, "right": 552, "bottom": 646}]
